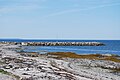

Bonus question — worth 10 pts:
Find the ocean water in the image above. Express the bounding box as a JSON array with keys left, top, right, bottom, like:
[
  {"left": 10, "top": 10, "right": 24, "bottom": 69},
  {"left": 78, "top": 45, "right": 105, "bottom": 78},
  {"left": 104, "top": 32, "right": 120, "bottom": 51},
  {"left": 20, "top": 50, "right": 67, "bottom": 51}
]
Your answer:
[{"left": 0, "top": 39, "right": 120, "bottom": 55}]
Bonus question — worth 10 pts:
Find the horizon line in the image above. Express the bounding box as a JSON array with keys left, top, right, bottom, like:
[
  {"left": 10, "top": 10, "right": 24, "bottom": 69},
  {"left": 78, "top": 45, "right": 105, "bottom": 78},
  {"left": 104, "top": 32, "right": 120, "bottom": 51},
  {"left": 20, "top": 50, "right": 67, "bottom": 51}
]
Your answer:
[{"left": 0, "top": 38, "right": 120, "bottom": 40}]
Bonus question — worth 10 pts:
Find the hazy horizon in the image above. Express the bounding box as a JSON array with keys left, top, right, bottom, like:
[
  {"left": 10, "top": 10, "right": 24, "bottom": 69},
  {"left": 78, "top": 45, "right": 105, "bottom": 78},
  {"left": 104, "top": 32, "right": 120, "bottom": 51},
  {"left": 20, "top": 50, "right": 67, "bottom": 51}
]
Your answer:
[{"left": 0, "top": 38, "right": 120, "bottom": 40}]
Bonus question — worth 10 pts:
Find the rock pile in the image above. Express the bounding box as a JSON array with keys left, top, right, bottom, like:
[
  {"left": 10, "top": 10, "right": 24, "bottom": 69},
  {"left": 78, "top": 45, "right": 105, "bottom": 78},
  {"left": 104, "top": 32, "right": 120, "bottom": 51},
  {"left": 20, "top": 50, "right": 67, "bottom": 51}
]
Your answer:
[{"left": 21, "top": 42, "right": 105, "bottom": 46}]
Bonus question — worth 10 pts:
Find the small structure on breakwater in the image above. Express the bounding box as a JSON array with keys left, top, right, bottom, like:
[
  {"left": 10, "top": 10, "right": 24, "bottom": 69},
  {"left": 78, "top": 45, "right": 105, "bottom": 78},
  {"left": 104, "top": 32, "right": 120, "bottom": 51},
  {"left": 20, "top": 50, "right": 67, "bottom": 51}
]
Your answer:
[{"left": 21, "top": 42, "right": 105, "bottom": 46}]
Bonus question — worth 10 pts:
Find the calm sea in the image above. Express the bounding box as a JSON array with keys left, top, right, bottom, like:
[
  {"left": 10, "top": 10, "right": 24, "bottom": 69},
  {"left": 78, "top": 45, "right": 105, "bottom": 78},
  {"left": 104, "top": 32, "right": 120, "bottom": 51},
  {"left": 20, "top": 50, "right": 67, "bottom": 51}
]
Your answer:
[{"left": 0, "top": 39, "right": 120, "bottom": 55}]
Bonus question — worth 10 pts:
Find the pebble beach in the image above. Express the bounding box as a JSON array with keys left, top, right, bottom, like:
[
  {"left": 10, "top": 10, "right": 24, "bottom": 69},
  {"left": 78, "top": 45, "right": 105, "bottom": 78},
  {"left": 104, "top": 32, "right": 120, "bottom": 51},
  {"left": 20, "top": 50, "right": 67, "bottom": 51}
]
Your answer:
[{"left": 0, "top": 43, "right": 120, "bottom": 80}]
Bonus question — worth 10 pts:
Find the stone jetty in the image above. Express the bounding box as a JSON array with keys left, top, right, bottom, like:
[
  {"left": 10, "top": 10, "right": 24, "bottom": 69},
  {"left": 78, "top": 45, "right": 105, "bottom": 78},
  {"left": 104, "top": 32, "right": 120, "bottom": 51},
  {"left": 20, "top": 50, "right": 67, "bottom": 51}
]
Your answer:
[
  {"left": 21, "top": 42, "right": 105, "bottom": 46},
  {"left": 0, "top": 41, "right": 105, "bottom": 46}
]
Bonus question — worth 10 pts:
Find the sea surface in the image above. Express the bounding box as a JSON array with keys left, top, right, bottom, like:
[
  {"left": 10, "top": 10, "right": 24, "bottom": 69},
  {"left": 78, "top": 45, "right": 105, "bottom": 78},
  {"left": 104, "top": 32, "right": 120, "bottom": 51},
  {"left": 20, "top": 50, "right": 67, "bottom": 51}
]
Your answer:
[{"left": 0, "top": 39, "right": 120, "bottom": 55}]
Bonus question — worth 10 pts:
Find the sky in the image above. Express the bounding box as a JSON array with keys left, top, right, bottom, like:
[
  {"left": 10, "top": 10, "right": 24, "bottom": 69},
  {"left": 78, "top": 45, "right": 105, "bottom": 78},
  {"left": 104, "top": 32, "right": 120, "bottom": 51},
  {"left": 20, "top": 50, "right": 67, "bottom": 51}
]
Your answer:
[{"left": 0, "top": 0, "right": 120, "bottom": 40}]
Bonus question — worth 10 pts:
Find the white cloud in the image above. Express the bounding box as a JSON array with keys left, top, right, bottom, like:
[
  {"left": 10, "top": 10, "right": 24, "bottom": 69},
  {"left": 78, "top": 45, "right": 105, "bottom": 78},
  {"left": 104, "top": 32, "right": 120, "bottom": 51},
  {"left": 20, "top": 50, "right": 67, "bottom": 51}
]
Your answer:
[
  {"left": 0, "top": 4, "right": 46, "bottom": 14},
  {"left": 0, "top": 0, "right": 48, "bottom": 14},
  {"left": 44, "top": 2, "right": 120, "bottom": 18}
]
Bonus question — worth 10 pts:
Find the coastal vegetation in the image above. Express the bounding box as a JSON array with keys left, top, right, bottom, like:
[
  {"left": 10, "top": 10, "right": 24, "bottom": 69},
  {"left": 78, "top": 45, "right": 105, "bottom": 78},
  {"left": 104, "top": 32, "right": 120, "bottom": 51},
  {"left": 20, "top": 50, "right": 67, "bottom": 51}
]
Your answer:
[
  {"left": 47, "top": 52, "right": 120, "bottom": 63},
  {"left": 0, "top": 69, "right": 20, "bottom": 80},
  {"left": 0, "top": 69, "right": 10, "bottom": 75}
]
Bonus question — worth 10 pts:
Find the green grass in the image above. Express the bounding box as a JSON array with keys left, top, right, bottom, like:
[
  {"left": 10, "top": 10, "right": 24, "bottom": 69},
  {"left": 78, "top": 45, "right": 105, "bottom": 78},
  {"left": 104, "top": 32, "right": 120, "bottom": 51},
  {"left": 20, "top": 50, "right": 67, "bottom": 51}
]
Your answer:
[
  {"left": 0, "top": 69, "right": 20, "bottom": 80},
  {"left": 0, "top": 69, "right": 10, "bottom": 75}
]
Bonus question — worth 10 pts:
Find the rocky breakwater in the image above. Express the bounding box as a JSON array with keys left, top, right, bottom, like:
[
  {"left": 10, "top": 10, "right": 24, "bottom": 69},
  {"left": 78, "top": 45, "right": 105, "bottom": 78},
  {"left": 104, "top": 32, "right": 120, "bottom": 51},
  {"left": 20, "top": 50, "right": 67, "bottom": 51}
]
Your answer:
[{"left": 21, "top": 42, "right": 105, "bottom": 46}]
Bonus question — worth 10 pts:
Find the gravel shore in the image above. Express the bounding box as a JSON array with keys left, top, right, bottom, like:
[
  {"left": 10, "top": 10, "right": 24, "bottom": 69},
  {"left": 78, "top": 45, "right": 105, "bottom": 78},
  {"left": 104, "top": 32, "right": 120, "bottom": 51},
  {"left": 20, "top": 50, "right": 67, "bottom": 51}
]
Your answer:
[{"left": 0, "top": 44, "right": 120, "bottom": 80}]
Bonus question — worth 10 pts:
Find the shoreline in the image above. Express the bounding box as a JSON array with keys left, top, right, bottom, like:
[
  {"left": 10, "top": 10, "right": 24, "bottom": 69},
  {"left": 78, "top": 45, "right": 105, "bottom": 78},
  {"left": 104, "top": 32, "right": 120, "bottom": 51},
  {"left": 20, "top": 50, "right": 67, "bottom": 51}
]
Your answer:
[
  {"left": 0, "top": 41, "right": 105, "bottom": 46},
  {"left": 0, "top": 43, "right": 120, "bottom": 80}
]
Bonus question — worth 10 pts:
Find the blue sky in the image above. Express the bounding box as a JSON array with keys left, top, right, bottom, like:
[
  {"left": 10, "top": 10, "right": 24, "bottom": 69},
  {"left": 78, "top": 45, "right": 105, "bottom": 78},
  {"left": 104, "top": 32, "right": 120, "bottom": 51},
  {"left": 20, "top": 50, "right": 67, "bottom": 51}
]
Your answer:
[{"left": 0, "top": 0, "right": 120, "bottom": 40}]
